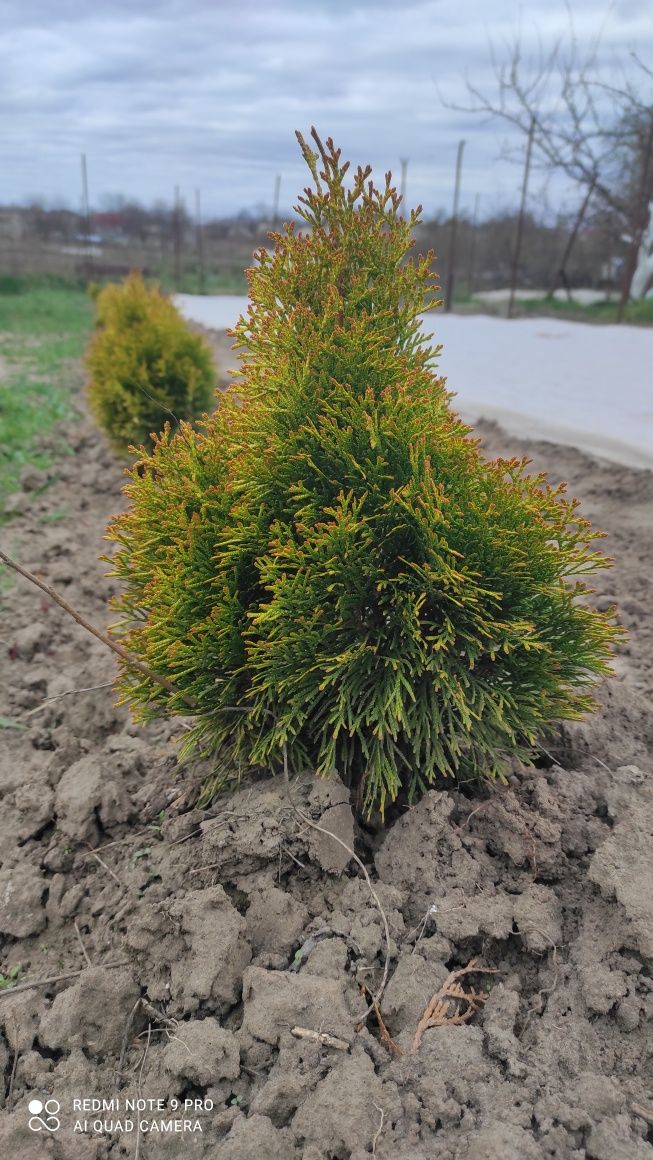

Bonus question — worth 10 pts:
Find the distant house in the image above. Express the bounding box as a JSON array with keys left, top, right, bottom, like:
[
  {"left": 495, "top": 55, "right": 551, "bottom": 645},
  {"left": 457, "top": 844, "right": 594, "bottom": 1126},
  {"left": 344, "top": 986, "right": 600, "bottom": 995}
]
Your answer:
[
  {"left": 91, "top": 212, "right": 130, "bottom": 244},
  {"left": 0, "top": 209, "right": 25, "bottom": 242}
]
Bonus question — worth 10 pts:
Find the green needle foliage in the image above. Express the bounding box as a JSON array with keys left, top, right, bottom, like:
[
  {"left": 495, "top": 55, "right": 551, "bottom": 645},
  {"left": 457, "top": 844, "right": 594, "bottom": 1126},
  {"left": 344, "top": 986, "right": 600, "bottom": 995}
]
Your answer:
[
  {"left": 86, "top": 273, "right": 215, "bottom": 455},
  {"left": 106, "top": 129, "right": 621, "bottom": 817}
]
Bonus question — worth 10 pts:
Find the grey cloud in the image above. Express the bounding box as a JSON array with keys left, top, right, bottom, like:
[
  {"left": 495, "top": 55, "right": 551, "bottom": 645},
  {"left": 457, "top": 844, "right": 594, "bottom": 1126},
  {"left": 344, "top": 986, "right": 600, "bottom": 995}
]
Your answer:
[{"left": 1, "top": 0, "right": 651, "bottom": 216}]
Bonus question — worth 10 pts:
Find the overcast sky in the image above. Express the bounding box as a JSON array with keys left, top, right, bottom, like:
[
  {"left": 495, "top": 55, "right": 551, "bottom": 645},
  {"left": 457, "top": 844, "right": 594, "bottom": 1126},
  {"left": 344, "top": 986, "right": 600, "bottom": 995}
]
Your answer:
[{"left": 1, "top": 0, "right": 651, "bottom": 220}]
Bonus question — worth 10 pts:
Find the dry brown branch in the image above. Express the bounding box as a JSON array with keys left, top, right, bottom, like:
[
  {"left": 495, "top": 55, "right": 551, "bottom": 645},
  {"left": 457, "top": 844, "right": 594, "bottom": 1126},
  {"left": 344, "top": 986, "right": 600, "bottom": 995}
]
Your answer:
[
  {"left": 139, "top": 996, "right": 178, "bottom": 1029},
  {"left": 0, "top": 549, "right": 196, "bottom": 708},
  {"left": 290, "top": 1026, "right": 350, "bottom": 1051},
  {"left": 0, "top": 960, "right": 129, "bottom": 999},
  {"left": 632, "top": 1103, "right": 653, "bottom": 1128},
  {"left": 411, "top": 959, "right": 497, "bottom": 1053},
  {"left": 358, "top": 982, "right": 404, "bottom": 1057}
]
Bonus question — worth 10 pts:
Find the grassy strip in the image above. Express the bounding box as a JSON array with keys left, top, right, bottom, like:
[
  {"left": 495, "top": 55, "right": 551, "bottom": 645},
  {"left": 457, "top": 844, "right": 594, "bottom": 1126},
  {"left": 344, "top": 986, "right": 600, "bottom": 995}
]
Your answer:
[
  {"left": 1, "top": 269, "right": 249, "bottom": 298},
  {"left": 517, "top": 296, "right": 653, "bottom": 324},
  {"left": 494, "top": 295, "right": 653, "bottom": 326},
  {"left": 0, "top": 286, "right": 93, "bottom": 510},
  {"left": 155, "top": 269, "right": 248, "bottom": 295}
]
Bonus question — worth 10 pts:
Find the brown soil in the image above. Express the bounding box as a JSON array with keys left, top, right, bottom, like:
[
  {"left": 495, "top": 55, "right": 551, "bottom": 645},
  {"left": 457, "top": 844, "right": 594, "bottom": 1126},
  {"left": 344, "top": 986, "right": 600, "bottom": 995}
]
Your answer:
[{"left": 0, "top": 340, "right": 652, "bottom": 1159}]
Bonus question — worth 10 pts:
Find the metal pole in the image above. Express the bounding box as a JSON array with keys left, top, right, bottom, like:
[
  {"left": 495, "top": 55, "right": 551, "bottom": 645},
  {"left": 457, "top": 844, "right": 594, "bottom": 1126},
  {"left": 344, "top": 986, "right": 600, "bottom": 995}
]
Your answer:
[
  {"left": 507, "top": 116, "right": 535, "bottom": 319},
  {"left": 444, "top": 140, "right": 465, "bottom": 312},
  {"left": 195, "top": 188, "right": 205, "bottom": 293},
  {"left": 173, "top": 186, "right": 181, "bottom": 289},
  {"left": 399, "top": 158, "right": 409, "bottom": 214},
  {"left": 272, "top": 174, "right": 281, "bottom": 229},
  {"left": 81, "top": 153, "right": 94, "bottom": 279}
]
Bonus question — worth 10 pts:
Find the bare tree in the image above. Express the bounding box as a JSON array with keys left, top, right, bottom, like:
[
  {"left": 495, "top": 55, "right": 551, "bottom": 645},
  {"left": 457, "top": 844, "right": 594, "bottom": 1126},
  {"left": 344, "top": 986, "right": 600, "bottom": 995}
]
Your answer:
[{"left": 446, "top": 17, "right": 653, "bottom": 306}]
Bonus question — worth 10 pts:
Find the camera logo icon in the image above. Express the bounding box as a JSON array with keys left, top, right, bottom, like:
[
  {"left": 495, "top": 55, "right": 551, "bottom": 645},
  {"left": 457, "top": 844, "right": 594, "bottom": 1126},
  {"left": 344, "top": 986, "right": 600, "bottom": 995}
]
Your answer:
[{"left": 28, "top": 1098, "right": 61, "bottom": 1132}]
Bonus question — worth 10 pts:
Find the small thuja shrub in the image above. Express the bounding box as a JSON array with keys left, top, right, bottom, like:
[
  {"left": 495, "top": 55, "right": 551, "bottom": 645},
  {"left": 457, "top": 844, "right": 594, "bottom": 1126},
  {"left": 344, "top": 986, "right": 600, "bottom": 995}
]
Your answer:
[
  {"left": 106, "top": 130, "right": 620, "bottom": 817},
  {"left": 86, "top": 273, "right": 215, "bottom": 454}
]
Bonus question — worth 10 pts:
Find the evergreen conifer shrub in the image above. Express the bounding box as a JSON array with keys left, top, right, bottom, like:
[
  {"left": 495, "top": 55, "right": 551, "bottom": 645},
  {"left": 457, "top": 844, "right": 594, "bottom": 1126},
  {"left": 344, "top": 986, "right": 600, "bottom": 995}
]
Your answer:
[
  {"left": 106, "top": 130, "right": 620, "bottom": 816},
  {"left": 86, "top": 273, "right": 215, "bottom": 454}
]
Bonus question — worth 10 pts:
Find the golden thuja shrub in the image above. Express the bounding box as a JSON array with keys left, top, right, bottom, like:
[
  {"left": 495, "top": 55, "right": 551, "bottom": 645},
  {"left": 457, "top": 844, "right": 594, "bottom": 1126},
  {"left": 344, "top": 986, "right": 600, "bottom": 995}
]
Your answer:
[
  {"left": 105, "top": 130, "right": 621, "bottom": 817},
  {"left": 86, "top": 272, "right": 215, "bottom": 455}
]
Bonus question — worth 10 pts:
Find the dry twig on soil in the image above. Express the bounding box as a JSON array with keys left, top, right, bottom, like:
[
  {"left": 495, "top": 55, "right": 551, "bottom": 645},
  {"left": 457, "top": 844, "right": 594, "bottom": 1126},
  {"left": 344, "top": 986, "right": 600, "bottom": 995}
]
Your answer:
[
  {"left": 0, "top": 549, "right": 196, "bottom": 707},
  {"left": 357, "top": 982, "right": 404, "bottom": 1057},
  {"left": 290, "top": 1026, "right": 350, "bottom": 1051},
  {"left": 7, "top": 1049, "right": 19, "bottom": 1103},
  {"left": 116, "top": 995, "right": 181, "bottom": 1081},
  {"left": 411, "top": 959, "right": 497, "bottom": 1053},
  {"left": 371, "top": 1104, "right": 385, "bottom": 1157},
  {"left": 87, "top": 846, "right": 123, "bottom": 887},
  {"left": 0, "top": 960, "right": 129, "bottom": 999},
  {"left": 21, "top": 682, "right": 114, "bottom": 719},
  {"left": 80, "top": 830, "right": 154, "bottom": 859},
  {"left": 74, "top": 920, "right": 93, "bottom": 968}
]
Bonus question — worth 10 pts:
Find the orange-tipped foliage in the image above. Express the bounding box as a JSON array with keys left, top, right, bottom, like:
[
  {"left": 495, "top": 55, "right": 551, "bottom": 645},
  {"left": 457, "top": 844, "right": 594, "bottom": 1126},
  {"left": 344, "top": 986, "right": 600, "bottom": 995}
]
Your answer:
[
  {"left": 105, "top": 130, "right": 620, "bottom": 817},
  {"left": 86, "top": 273, "right": 215, "bottom": 455}
]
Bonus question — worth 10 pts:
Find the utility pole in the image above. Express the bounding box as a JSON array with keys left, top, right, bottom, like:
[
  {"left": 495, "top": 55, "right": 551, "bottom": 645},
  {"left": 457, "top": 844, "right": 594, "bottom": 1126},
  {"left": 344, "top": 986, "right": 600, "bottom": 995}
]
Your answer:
[
  {"left": 195, "top": 188, "right": 205, "bottom": 293},
  {"left": 173, "top": 186, "right": 182, "bottom": 289},
  {"left": 399, "top": 158, "right": 409, "bottom": 214},
  {"left": 272, "top": 174, "right": 281, "bottom": 229},
  {"left": 507, "top": 116, "right": 535, "bottom": 319},
  {"left": 444, "top": 140, "right": 465, "bottom": 312},
  {"left": 80, "top": 152, "right": 94, "bottom": 279}
]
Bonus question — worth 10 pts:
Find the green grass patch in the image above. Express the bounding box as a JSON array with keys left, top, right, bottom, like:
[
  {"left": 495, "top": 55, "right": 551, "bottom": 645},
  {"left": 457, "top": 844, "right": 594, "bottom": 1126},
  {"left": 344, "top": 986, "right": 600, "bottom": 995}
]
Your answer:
[
  {"left": 0, "top": 272, "right": 88, "bottom": 296},
  {"left": 0, "top": 964, "right": 23, "bottom": 989},
  {"left": 158, "top": 268, "right": 249, "bottom": 296},
  {"left": 39, "top": 507, "right": 70, "bottom": 524},
  {"left": 0, "top": 286, "right": 93, "bottom": 511},
  {"left": 507, "top": 295, "right": 653, "bottom": 326}
]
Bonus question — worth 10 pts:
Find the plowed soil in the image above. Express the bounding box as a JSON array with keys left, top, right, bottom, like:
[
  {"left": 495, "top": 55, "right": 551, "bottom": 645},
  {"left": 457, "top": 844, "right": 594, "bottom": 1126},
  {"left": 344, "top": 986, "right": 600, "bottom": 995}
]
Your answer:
[{"left": 1, "top": 334, "right": 652, "bottom": 1159}]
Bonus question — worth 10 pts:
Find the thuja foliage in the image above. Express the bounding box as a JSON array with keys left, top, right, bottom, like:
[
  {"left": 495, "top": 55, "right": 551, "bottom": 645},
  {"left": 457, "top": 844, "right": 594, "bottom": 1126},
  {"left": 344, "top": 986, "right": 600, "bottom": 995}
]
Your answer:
[
  {"left": 106, "top": 130, "right": 620, "bottom": 817},
  {"left": 86, "top": 273, "right": 215, "bottom": 455}
]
